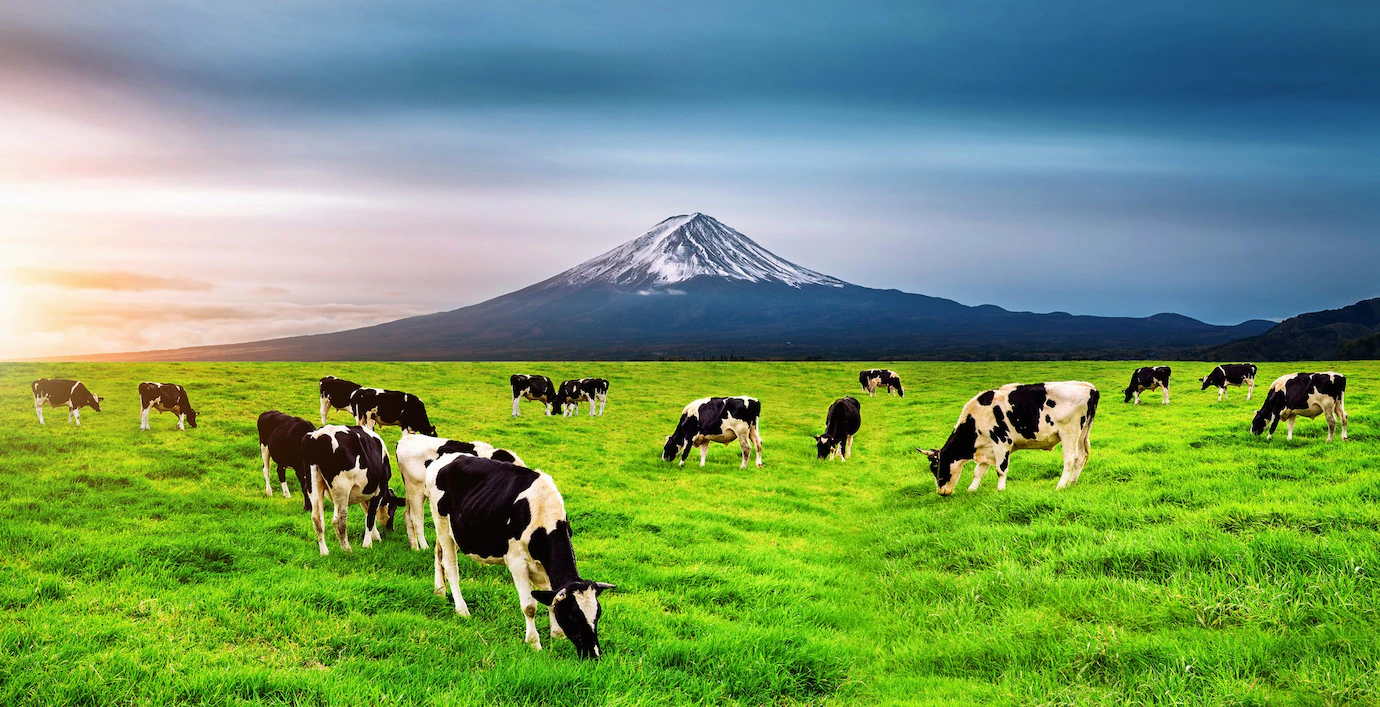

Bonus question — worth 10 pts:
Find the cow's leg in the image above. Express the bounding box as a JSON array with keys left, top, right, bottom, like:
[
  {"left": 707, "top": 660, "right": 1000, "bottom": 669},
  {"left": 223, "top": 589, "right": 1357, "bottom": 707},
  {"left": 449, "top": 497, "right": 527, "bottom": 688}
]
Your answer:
[
  {"left": 433, "top": 542, "right": 446, "bottom": 595},
  {"left": 844, "top": 435, "right": 854, "bottom": 460},
  {"left": 405, "top": 483, "right": 428, "bottom": 551},
  {"left": 1339, "top": 397, "right": 1349, "bottom": 440},
  {"left": 329, "top": 481, "right": 352, "bottom": 552},
  {"left": 996, "top": 453, "right": 1011, "bottom": 491},
  {"left": 588, "top": 398, "right": 596, "bottom": 417},
  {"left": 309, "top": 466, "right": 329, "bottom": 556},
  {"left": 739, "top": 434, "right": 752, "bottom": 469},
  {"left": 1070, "top": 432, "right": 1092, "bottom": 485},
  {"left": 968, "top": 462, "right": 990, "bottom": 492},
  {"left": 140, "top": 405, "right": 148, "bottom": 430},
  {"left": 1324, "top": 403, "right": 1337, "bottom": 442},
  {"left": 512, "top": 397, "right": 521, "bottom": 417},
  {"left": 1218, "top": 386, "right": 1226, "bottom": 402},
  {"left": 34, "top": 400, "right": 44, "bottom": 425},
  {"left": 1056, "top": 437, "right": 1080, "bottom": 489},
  {"left": 178, "top": 413, "right": 186, "bottom": 431},
  {"left": 297, "top": 469, "right": 312, "bottom": 511},
  {"left": 545, "top": 402, "right": 553, "bottom": 416},
  {"left": 699, "top": 443, "right": 709, "bottom": 468},
  {"left": 1133, "top": 391, "right": 1140, "bottom": 405},
  {"left": 277, "top": 464, "right": 290, "bottom": 498},
  {"left": 362, "top": 496, "right": 382, "bottom": 547},
  {"left": 436, "top": 516, "right": 469, "bottom": 615},
  {"left": 72, "top": 408, "right": 80, "bottom": 426},
  {"left": 1246, "top": 381, "right": 1255, "bottom": 401},
  {"left": 598, "top": 394, "right": 607, "bottom": 416},
  {"left": 320, "top": 396, "right": 330, "bottom": 427},
  {"left": 752, "top": 423, "right": 764, "bottom": 468},
  {"left": 260, "top": 445, "right": 274, "bottom": 496},
  {"left": 505, "top": 554, "right": 543, "bottom": 650},
  {"left": 1162, "top": 385, "right": 1170, "bottom": 405},
  {"left": 1286, "top": 417, "right": 1296, "bottom": 442}
]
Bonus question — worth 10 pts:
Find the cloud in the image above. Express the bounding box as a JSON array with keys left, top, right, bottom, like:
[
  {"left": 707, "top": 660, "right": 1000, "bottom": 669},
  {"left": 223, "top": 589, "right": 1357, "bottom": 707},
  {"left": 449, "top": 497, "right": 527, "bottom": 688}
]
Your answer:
[
  {"left": 255, "top": 285, "right": 290, "bottom": 295},
  {"left": 13, "top": 268, "right": 215, "bottom": 291}
]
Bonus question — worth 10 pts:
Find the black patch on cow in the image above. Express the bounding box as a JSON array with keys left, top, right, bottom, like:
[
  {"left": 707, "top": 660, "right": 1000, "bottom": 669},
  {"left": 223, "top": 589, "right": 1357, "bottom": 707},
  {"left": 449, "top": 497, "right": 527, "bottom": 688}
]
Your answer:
[
  {"left": 436, "top": 440, "right": 479, "bottom": 457},
  {"left": 988, "top": 406, "right": 1011, "bottom": 444},
  {"left": 490, "top": 449, "right": 518, "bottom": 464},
  {"left": 1045, "top": 398, "right": 1057, "bottom": 408},
  {"left": 977, "top": 390, "right": 995, "bottom": 406},
  {"left": 1005, "top": 384, "right": 1048, "bottom": 439},
  {"left": 935, "top": 414, "right": 980, "bottom": 488},
  {"left": 1045, "top": 414, "right": 1053, "bottom": 425}
]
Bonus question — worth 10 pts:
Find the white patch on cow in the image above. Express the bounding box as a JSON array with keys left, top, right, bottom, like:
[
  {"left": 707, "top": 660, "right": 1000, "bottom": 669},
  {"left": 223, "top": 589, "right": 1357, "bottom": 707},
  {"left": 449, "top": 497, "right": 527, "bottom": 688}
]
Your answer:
[{"left": 574, "top": 587, "right": 599, "bottom": 632}]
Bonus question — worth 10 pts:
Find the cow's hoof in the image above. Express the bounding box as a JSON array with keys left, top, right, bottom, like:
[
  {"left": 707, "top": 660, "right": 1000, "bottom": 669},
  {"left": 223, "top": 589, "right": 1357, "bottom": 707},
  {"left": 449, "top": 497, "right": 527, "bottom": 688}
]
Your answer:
[
  {"left": 456, "top": 604, "right": 471, "bottom": 617},
  {"left": 551, "top": 628, "right": 567, "bottom": 639},
  {"left": 264, "top": 489, "right": 273, "bottom": 497},
  {"left": 434, "top": 586, "right": 446, "bottom": 596}
]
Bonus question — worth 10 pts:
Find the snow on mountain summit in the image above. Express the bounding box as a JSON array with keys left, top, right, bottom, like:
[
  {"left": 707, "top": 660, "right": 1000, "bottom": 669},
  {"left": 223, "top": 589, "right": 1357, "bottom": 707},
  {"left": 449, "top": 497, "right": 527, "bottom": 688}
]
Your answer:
[{"left": 549, "top": 213, "right": 849, "bottom": 290}]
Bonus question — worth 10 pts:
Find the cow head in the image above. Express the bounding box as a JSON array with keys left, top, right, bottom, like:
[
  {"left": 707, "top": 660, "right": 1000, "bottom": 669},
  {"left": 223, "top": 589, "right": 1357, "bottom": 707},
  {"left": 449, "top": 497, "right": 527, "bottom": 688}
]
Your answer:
[
  {"left": 184, "top": 407, "right": 199, "bottom": 428},
  {"left": 1199, "top": 376, "right": 1211, "bottom": 391},
  {"left": 532, "top": 580, "right": 615, "bottom": 659},
  {"left": 894, "top": 383, "right": 905, "bottom": 398},
  {"left": 1250, "top": 408, "right": 1271, "bottom": 437},
  {"left": 662, "top": 434, "right": 685, "bottom": 462},
  {"left": 918, "top": 448, "right": 962, "bottom": 496},
  {"left": 376, "top": 487, "right": 406, "bottom": 530},
  {"left": 814, "top": 434, "right": 837, "bottom": 459}
]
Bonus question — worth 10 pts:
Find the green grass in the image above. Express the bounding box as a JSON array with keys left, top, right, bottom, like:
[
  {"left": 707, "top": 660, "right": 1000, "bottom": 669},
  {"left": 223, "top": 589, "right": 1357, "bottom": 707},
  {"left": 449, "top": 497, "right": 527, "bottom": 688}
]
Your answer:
[{"left": 0, "top": 361, "right": 1376, "bottom": 706}]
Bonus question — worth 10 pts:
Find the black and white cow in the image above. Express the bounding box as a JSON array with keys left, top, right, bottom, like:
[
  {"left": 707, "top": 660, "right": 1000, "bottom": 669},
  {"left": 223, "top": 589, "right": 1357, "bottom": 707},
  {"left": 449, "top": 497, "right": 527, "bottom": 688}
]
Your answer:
[
  {"left": 396, "top": 431, "right": 527, "bottom": 551},
  {"left": 920, "top": 381, "right": 1099, "bottom": 495},
  {"left": 427, "top": 453, "right": 614, "bottom": 658},
  {"left": 138, "top": 382, "right": 197, "bottom": 431},
  {"left": 859, "top": 369, "right": 905, "bottom": 397},
  {"left": 557, "top": 378, "right": 610, "bottom": 417},
  {"left": 350, "top": 387, "right": 437, "bottom": 436},
  {"left": 257, "top": 411, "right": 317, "bottom": 510},
  {"left": 815, "top": 396, "right": 862, "bottom": 461},
  {"left": 1123, "top": 366, "right": 1172, "bottom": 405},
  {"left": 301, "top": 425, "right": 403, "bottom": 555},
  {"left": 32, "top": 379, "right": 102, "bottom": 426},
  {"left": 1251, "top": 372, "right": 1349, "bottom": 442},
  {"left": 511, "top": 374, "right": 557, "bottom": 417},
  {"left": 319, "top": 375, "right": 363, "bottom": 426},
  {"left": 1200, "top": 363, "right": 1258, "bottom": 402},
  {"left": 661, "top": 396, "right": 764, "bottom": 469}
]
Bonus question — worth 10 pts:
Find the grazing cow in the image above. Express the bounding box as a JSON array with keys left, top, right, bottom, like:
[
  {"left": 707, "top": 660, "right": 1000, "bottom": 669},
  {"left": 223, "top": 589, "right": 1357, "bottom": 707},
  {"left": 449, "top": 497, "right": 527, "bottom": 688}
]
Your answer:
[
  {"left": 557, "top": 378, "right": 610, "bottom": 417},
  {"left": 396, "top": 432, "right": 527, "bottom": 551},
  {"left": 257, "top": 411, "right": 318, "bottom": 510},
  {"left": 138, "top": 382, "right": 197, "bottom": 431},
  {"left": 511, "top": 374, "right": 557, "bottom": 417},
  {"left": 661, "top": 396, "right": 764, "bottom": 469},
  {"left": 350, "top": 387, "right": 437, "bottom": 436},
  {"left": 1123, "top": 366, "right": 1172, "bottom": 405},
  {"left": 31, "top": 379, "right": 102, "bottom": 426},
  {"left": 815, "top": 396, "right": 862, "bottom": 461},
  {"left": 427, "top": 453, "right": 614, "bottom": 657},
  {"left": 301, "top": 425, "right": 403, "bottom": 555},
  {"left": 1200, "top": 363, "right": 1258, "bottom": 402},
  {"left": 859, "top": 369, "right": 905, "bottom": 397},
  {"left": 319, "top": 375, "right": 363, "bottom": 426},
  {"left": 1251, "top": 372, "right": 1349, "bottom": 442},
  {"left": 920, "top": 381, "right": 1099, "bottom": 495}
]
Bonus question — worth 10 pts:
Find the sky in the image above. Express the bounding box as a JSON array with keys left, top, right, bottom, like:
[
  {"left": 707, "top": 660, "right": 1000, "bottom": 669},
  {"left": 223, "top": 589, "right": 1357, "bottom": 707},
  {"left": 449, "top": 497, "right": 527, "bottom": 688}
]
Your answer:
[{"left": 1, "top": 1, "right": 1376, "bottom": 358}]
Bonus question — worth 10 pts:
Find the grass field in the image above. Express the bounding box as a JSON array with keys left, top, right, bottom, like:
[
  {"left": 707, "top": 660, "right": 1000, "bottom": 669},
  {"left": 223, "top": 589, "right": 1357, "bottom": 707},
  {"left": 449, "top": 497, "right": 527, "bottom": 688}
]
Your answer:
[{"left": 1, "top": 361, "right": 1377, "bottom": 706}]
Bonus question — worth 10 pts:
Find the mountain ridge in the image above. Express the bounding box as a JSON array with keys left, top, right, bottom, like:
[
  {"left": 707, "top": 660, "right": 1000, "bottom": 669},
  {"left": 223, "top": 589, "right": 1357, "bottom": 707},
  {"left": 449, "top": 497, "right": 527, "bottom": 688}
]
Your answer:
[{"left": 47, "top": 213, "right": 1279, "bottom": 361}]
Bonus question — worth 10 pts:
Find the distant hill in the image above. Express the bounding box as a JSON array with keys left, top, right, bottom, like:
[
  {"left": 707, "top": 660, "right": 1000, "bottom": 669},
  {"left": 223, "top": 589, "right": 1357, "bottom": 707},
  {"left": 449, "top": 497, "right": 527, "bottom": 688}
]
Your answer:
[
  {"left": 65, "top": 213, "right": 1276, "bottom": 361},
  {"left": 1206, "top": 298, "right": 1380, "bottom": 361}
]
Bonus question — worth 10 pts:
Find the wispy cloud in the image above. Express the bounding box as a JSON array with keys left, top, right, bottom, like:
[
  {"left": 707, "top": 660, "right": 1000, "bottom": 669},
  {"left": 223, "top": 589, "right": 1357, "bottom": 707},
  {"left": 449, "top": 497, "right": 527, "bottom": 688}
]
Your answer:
[{"left": 13, "top": 268, "right": 215, "bottom": 292}]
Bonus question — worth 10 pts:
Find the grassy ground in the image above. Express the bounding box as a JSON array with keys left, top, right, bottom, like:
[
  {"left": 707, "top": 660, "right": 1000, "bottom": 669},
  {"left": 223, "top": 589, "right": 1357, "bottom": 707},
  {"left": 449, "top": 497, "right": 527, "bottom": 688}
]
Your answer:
[{"left": 0, "top": 361, "right": 1376, "bottom": 706}]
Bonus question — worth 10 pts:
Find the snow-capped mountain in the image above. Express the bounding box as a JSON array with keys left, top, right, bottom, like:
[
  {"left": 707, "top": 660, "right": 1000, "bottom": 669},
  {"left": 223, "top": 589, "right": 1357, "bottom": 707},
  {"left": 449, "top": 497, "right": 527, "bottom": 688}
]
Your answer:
[
  {"left": 546, "top": 213, "right": 848, "bottom": 291},
  {"left": 75, "top": 213, "right": 1277, "bottom": 361}
]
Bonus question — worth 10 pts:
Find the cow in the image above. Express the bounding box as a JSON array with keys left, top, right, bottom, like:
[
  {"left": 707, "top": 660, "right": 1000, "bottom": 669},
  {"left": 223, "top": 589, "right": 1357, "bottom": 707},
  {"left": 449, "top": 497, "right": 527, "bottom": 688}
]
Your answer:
[
  {"left": 1123, "top": 366, "right": 1171, "bottom": 405},
  {"left": 138, "top": 382, "right": 197, "bottom": 431},
  {"left": 511, "top": 374, "right": 557, "bottom": 417},
  {"left": 1251, "top": 372, "right": 1349, "bottom": 442},
  {"left": 350, "top": 387, "right": 437, "bottom": 436},
  {"left": 396, "top": 432, "right": 527, "bottom": 551},
  {"left": 859, "top": 369, "right": 905, "bottom": 397},
  {"left": 661, "top": 396, "right": 764, "bottom": 469},
  {"left": 427, "top": 453, "right": 615, "bottom": 658},
  {"left": 557, "top": 378, "right": 610, "bottom": 417},
  {"left": 257, "top": 411, "right": 318, "bottom": 511},
  {"left": 319, "top": 375, "right": 363, "bottom": 426},
  {"left": 919, "top": 381, "right": 1099, "bottom": 496},
  {"left": 815, "top": 396, "right": 861, "bottom": 461},
  {"left": 301, "top": 425, "right": 403, "bottom": 555},
  {"left": 1199, "top": 363, "right": 1258, "bottom": 402},
  {"left": 31, "top": 379, "right": 102, "bottom": 426}
]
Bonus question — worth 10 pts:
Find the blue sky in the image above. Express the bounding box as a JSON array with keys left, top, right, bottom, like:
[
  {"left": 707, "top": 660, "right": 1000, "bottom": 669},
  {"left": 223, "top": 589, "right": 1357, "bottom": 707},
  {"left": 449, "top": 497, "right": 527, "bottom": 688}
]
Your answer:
[{"left": 1, "top": 1, "right": 1376, "bottom": 356}]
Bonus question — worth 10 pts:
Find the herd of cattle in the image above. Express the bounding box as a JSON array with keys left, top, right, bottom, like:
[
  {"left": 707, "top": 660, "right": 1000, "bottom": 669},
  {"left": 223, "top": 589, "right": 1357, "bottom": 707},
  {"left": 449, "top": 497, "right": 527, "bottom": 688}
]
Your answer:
[{"left": 26, "top": 362, "right": 1353, "bottom": 659}]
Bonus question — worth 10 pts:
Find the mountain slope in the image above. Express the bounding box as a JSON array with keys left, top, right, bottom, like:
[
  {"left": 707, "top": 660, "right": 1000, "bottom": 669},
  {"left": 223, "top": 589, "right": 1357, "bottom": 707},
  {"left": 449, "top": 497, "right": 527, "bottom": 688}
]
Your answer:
[
  {"left": 1206, "top": 297, "right": 1380, "bottom": 361},
  {"left": 61, "top": 214, "right": 1276, "bottom": 361}
]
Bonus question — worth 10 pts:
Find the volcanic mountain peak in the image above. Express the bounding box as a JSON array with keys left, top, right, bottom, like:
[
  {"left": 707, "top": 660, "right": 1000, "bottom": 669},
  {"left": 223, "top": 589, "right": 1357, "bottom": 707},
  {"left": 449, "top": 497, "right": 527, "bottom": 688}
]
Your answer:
[{"left": 547, "top": 213, "right": 849, "bottom": 290}]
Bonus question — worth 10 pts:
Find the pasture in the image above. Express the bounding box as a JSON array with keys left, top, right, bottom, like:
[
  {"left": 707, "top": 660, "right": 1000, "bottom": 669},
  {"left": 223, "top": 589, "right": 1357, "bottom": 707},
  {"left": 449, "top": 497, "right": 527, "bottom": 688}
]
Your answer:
[{"left": 1, "top": 361, "right": 1377, "bottom": 706}]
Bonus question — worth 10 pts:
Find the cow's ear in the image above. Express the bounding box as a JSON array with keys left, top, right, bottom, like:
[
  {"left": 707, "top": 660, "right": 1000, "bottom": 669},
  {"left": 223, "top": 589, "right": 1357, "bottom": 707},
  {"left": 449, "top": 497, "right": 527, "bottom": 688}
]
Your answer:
[
  {"left": 97, "top": 396, "right": 105, "bottom": 402},
  {"left": 918, "top": 448, "right": 938, "bottom": 459},
  {"left": 531, "top": 590, "right": 557, "bottom": 606},
  {"left": 593, "top": 582, "right": 617, "bottom": 594}
]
